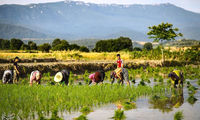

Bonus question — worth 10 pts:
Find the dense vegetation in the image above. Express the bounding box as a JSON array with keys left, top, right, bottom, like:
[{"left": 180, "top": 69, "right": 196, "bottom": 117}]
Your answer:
[
  {"left": 93, "top": 37, "right": 133, "bottom": 52},
  {"left": 0, "top": 38, "right": 90, "bottom": 52}
]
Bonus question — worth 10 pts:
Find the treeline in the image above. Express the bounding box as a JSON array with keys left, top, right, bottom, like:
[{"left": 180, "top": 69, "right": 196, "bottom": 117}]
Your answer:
[
  {"left": 93, "top": 36, "right": 153, "bottom": 52},
  {"left": 93, "top": 37, "right": 133, "bottom": 52},
  {"left": 0, "top": 38, "right": 89, "bottom": 52}
]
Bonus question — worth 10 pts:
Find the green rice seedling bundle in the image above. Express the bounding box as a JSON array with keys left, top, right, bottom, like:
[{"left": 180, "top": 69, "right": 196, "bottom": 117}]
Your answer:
[
  {"left": 74, "top": 115, "right": 88, "bottom": 120},
  {"left": 80, "top": 106, "right": 92, "bottom": 115},
  {"left": 174, "top": 111, "right": 184, "bottom": 120},
  {"left": 187, "top": 95, "right": 198, "bottom": 105},
  {"left": 112, "top": 109, "right": 126, "bottom": 120},
  {"left": 122, "top": 101, "right": 137, "bottom": 111}
]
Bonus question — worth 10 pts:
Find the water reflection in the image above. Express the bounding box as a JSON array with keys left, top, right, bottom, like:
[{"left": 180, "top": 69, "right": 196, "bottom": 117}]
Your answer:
[{"left": 149, "top": 88, "right": 184, "bottom": 113}]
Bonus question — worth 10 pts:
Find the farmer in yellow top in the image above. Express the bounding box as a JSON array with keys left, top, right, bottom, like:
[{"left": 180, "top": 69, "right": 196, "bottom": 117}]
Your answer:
[{"left": 168, "top": 69, "right": 184, "bottom": 88}]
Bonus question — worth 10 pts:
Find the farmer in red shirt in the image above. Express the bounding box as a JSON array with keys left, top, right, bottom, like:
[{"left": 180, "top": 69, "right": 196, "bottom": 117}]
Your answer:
[
  {"left": 111, "top": 54, "right": 130, "bottom": 85},
  {"left": 117, "top": 54, "right": 123, "bottom": 68},
  {"left": 115, "top": 54, "right": 123, "bottom": 80}
]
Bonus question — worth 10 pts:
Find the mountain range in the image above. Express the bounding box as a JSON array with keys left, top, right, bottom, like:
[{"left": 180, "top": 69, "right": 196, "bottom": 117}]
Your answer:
[{"left": 0, "top": 0, "right": 200, "bottom": 41}]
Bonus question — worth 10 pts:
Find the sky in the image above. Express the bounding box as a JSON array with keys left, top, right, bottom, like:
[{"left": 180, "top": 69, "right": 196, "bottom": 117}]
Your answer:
[{"left": 0, "top": 0, "right": 200, "bottom": 13}]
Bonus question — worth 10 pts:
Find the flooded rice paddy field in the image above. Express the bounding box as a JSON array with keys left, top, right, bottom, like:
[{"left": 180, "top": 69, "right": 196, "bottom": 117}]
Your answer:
[
  {"left": 0, "top": 66, "right": 199, "bottom": 120},
  {"left": 63, "top": 79, "right": 200, "bottom": 120}
]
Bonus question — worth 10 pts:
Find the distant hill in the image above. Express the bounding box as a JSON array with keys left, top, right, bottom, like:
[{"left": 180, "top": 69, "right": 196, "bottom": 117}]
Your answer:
[
  {"left": 0, "top": 1, "right": 200, "bottom": 40},
  {"left": 0, "top": 24, "right": 48, "bottom": 39}
]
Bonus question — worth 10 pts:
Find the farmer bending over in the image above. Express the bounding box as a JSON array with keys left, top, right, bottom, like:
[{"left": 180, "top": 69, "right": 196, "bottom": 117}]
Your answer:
[
  {"left": 30, "top": 70, "right": 42, "bottom": 86},
  {"left": 168, "top": 69, "right": 184, "bottom": 88},
  {"left": 2, "top": 70, "right": 13, "bottom": 84},
  {"left": 89, "top": 70, "right": 105, "bottom": 85},
  {"left": 54, "top": 70, "right": 70, "bottom": 85}
]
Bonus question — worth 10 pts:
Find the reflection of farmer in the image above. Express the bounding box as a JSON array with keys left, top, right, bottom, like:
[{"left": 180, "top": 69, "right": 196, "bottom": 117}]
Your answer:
[
  {"left": 149, "top": 88, "right": 184, "bottom": 112},
  {"left": 168, "top": 69, "right": 184, "bottom": 88},
  {"left": 89, "top": 70, "right": 105, "bottom": 85},
  {"left": 30, "top": 70, "right": 42, "bottom": 85},
  {"left": 171, "top": 88, "right": 184, "bottom": 108},
  {"left": 13, "top": 57, "right": 20, "bottom": 83},
  {"left": 2, "top": 70, "right": 13, "bottom": 84},
  {"left": 54, "top": 70, "right": 70, "bottom": 85},
  {"left": 115, "top": 54, "right": 123, "bottom": 80}
]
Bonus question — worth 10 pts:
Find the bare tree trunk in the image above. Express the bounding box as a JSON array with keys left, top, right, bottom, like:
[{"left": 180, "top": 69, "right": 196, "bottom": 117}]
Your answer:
[
  {"left": 161, "top": 40, "right": 165, "bottom": 66},
  {"left": 161, "top": 48, "right": 165, "bottom": 63}
]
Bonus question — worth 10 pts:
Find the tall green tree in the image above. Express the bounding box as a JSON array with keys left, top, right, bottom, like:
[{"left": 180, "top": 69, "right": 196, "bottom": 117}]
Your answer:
[
  {"left": 10, "top": 38, "right": 24, "bottom": 50},
  {"left": 20, "top": 44, "right": 30, "bottom": 50},
  {"left": 52, "top": 40, "right": 69, "bottom": 51},
  {"left": 28, "top": 41, "right": 37, "bottom": 50},
  {"left": 0, "top": 39, "right": 10, "bottom": 50},
  {"left": 143, "top": 42, "right": 153, "bottom": 51},
  {"left": 147, "top": 22, "right": 183, "bottom": 62},
  {"left": 38, "top": 43, "right": 51, "bottom": 52},
  {"left": 52, "top": 38, "right": 61, "bottom": 48},
  {"left": 94, "top": 37, "right": 133, "bottom": 52},
  {"left": 79, "top": 46, "right": 89, "bottom": 52},
  {"left": 69, "top": 44, "right": 80, "bottom": 50}
]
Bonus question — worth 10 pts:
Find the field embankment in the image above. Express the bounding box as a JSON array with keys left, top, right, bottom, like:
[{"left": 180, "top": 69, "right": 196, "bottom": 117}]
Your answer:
[{"left": 0, "top": 60, "right": 198, "bottom": 78}]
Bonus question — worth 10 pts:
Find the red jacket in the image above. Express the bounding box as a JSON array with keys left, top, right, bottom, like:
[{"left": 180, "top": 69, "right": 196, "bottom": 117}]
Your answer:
[{"left": 117, "top": 59, "right": 123, "bottom": 68}]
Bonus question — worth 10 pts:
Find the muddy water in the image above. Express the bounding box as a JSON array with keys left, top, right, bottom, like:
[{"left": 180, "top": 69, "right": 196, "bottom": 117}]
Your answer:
[{"left": 64, "top": 79, "right": 200, "bottom": 120}]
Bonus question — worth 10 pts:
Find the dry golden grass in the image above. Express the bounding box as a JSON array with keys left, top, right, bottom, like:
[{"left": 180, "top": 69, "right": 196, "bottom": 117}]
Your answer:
[{"left": 0, "top": 50, "right": 132, "bottom": 61}]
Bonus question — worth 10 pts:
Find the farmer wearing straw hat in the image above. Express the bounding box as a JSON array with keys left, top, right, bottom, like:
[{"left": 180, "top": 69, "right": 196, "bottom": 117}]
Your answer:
[
  {"left": 168, "top": 69, "right": 184, "bottom": 88},
  {"left": 89, "top": 70, "right": 105, "bottom": 85},
  {"left": 2, "top": 70, "right": 13, "bottom": 84},
  {"left": 54, "top": 70, "right": 70, "bottom": 85},
  {"left": 30, "top": 70, "right": 42, "bottom": 86},
  {"left": 13, "top": 57, "right": 20, "bottom": 83}
]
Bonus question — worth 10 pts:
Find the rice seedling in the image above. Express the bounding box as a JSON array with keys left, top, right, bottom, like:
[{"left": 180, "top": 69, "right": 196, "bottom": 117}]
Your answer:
[
  {"left": 69, "top": 72, "right": 75, "bottom": 85},
  {"left": 187, "top": 95, "right": 198, "bottom": 105},
  {"left": 139, "top": 80, "right": 146, "bottom": 86},
  {"left": 122, "top": 101, "right": 137, "bottom": 111},
  {"left": 174, "top": 111, "right": 184, "bottom": 120},
  {"left": 158, "top": 76, "right": 164, "bottom": 83},
  {"left": 83, "top": 70, "right": 89, "bottom": 84},
  {"left": 74, "top": 115, "right": 88, "bottom": 120},
  {"left": 80, "top": 106, "right": 92, "bottom": 115},
  {"left": 167, "top": 79, "right": 171, "bottom": 85},
  {"left": 188, "top": 85, "right": 198, "bottom": 95},
  {"left": 112, "top": 109, "right": 126, "bottom": 120},
  {"left": 197, "top": 79, "right": 200, "bottom": 86},
  {"left": 186, "top": 81, "right": 191, "bottom": 88}
]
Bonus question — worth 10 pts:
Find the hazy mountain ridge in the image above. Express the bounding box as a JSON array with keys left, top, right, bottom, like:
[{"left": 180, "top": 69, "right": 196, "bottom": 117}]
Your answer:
[
  {"left": 0, "top": 1, "right": 200, "bottom": 41},
  {"left": 0, "top": 24, "right": 48, "bottom": 39}
]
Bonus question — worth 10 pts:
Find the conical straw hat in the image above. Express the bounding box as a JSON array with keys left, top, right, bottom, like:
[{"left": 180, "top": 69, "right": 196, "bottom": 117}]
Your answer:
[{"left": 54, "top": 72, "right": 63, "bottom": 82}]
